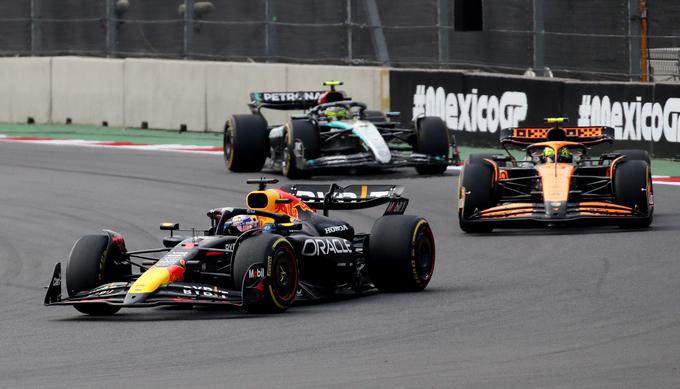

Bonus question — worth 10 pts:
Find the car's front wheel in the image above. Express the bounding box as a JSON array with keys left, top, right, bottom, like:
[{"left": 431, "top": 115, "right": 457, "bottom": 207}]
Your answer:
[
  {"left": 614, "top": 160, "right": 653, "bottom": 228},
  {"left": 66, "top": 234, "right": 130, "bottom": 315},
  {"left": 232, "top": 234, "right": 298, "bottom": 313}
]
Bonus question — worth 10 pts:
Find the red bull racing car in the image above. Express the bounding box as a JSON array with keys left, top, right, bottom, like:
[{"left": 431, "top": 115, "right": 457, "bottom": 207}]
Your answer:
[
  {"left": 224, "top": 81, "right": 458, "bottom": 178},
  {"left": 45, "top": 179, "right": 435, "bottom": 315},
  {"left": 458, "top": 118, "right": 654, "bottom": 232}
]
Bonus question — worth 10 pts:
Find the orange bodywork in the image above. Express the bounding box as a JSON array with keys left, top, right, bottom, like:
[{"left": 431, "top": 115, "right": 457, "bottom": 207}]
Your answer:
[
  {"left": 536, "top": 163, "right": 574, "bottom": 202},
  {"left": 473, "top": 141, "right": 637, "bottom": 220}
]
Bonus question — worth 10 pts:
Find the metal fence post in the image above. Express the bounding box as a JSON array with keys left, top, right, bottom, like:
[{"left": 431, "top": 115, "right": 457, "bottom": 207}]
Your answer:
[
  {"left": 365, "top": 0, "right": 389, "bottom": 65},
  {"left": 628, "top": 0, "right": 641, "bottom": 81},
  {"left": 437, "top": 0, "right": 449, "bottom": 66},
  {"left": 532, "top": 0, "right": 545, "bottom": 75},
  {"left": 106, "top": 0, "right": 117, "bottom": 57},
  {"left": 30, "top": 0, "right": 41, "bottom": 55},
  {"left": 183, "top": 0, "right": 194, "bottom": 58},
  {"left": 346, "top": 0, "right": 352, "bottom": 64}
]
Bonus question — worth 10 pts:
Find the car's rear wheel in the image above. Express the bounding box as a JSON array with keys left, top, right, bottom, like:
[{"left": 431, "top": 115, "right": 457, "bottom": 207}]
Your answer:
[
  {"left": 459, "top": 158, "right": 496, "bottom": 233},
  {"left": 614, "top": 160, "right": 653, "bottom": 228},
  {"left": 612, "top": 149, "right": 651, "bottom": 165},
  {"left": 232, "top": 234, "right": 298, "bottom": 313},
  {"left": 415, "top": 116, "right": 450, "bottom": 175},
  {"left": 66, "top": 234, "right": 130, "bottom": 315},
  {"left": 224, "top": 114, "right": 269, "bottom": 172},
  {"left": 282, "top": 119, "right": 320, "bottom": 178},
  {"left": 366, "top": 215, "right": 435, "bottom": 292}
]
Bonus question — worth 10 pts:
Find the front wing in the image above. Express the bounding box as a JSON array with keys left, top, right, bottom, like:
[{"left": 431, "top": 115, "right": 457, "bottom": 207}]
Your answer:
[
  {"left": 301, "top": 151, "right": 450, "bottom": 170},
  {"left": 463, "top": 201, "right": 652, "bottom": 227},
  {"left": 44, "top": 263, "right": 267, "bottom": 309}
]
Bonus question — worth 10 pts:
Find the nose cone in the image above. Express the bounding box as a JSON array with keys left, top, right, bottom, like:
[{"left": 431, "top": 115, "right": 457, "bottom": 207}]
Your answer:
[
  {"left": 545, "top": 201, "right": 567, "bottom": 218},
  {"left": 123, "top": 292, "right": 150, "bottom": 305},
  {"left": 124, "top": 267, "right": 172, "bottom": 305}
]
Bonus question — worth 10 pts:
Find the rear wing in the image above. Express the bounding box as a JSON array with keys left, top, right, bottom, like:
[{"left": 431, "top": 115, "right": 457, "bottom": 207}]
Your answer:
[
  {"left": 248, "top": 91, "right": 325, "bottom": 112},
  {"left": 500, "top": 126, "right": 615, "bottom": 146},
  {"left": 280, "top": 184, "right": 408, "bottom": 216}
]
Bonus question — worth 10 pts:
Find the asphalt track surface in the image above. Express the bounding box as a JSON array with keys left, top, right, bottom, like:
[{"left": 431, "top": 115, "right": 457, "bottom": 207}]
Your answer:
[{"left": 1, "top": 141, "right": 679, "bottom": 389}]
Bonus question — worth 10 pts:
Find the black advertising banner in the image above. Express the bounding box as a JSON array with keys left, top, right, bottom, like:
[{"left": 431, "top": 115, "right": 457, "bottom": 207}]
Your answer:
[
  {"left": 390, "top": 69, "right": 680, "bottom": 157},
  {"left": 460, "top": 74, "right": 564, "bottom": 146},
  {"left": 390, "top": 70, "right": 563, "bottom": 147},
  {"left": 648, "top": 83, "right": 680, "bottom": 158},
  {"left": 390, "top": 69, "right": 465, "bottom": 128},
  {"left": 561, "top": 81, "right": 655, "bottom": 152}
]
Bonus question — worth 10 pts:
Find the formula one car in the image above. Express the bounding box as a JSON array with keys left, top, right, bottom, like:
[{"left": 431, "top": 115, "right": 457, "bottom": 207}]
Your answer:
[
  {"left": 45, "top": 179, "right": 435, "bottom": 315},
  {"left": 458, "top": 118, "right": 653, "bottom": 232},
  {"left": 224, "top": 81, "right": 458, "bottom": 177}
]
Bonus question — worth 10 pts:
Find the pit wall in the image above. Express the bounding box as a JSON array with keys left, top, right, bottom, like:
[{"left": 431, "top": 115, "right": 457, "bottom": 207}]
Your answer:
[{"left": 0, "top": 56, "right": 389, "bottom": 132}]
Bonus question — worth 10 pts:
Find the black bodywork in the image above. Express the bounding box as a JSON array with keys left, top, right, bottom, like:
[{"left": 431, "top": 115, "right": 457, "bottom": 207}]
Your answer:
[{"left": 44, "top": 180, "right": 417, "bottom": 311}]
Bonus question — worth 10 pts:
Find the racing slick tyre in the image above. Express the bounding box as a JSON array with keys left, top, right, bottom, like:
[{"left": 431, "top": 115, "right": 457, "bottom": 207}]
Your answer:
[
  {"left": 224, "top": 114, "right": 269, "bottom": 172},
  {"left": 363, "top": 110, "right": 387, "bottom": 123},
  {"left": 467, "top": 153, "right": 500, "bottom": 165},
  {"left": 614, "top": 160, "right": 653, "bottom": 228},
  {"left": 612, "top": 149, "right": 651, "bottom": 165},
  {"left": 415, "top": 116, "right": 450, "bottom": 175},
  {"left": 366, "top": 215, "right": 435, "bottom": 292},
  {"left": 232, "top": 234, "right": 298, "bottom": 313},
  {"left": 459, "top": 159, "right": 496, "bottom": 233},
  {"left": 66, "top": 234, "right": 131, "bottom": 315},
  {"left": 283, "top": 119, "right": 320, "bottom": 179}
]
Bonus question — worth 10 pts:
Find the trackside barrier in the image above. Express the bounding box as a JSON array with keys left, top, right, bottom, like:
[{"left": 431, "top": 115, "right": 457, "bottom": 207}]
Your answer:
[
  {"left": 0, "top": 57, "right": 389, "bottom": 134},
  {"left": 390, "top": 69, "right": 680, "bottom": 158},
  {"left": 0, "top": 57, "right": 51, "bottom": 124}
]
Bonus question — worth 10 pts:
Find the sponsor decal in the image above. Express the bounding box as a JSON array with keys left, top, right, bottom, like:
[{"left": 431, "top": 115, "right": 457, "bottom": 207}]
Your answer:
[
  {"left": 51, "top": 277, "right": 61, "bottom": 287},
  {"left": 323, "top": 224, "right": 349, "bottom": 234},
  {"left": 578, "top": 95, "right": 680, "bottom": 142},
  {"left": 224, "top": 243, "right": 235, "bottom": 252},
  {"left": 302, "top": 238, "right": 352, "bottom": 256},
  {"left": 182, "top": 285, "right": 229, "bottom": 299},
  {"left": 156, "top": 252, "right": 186, "bottom": 267},
  {"left": 248, "top": 267, "right": 265, "bottom": 279},
  {"left": 412, "top": 85, "right": 528, "bottom": 133},
  {"left": 294, "top": 190, "right": 390, "bottom": 201},
  {"left": 261, "top": 91, "right": 321, "bottom": 103}
]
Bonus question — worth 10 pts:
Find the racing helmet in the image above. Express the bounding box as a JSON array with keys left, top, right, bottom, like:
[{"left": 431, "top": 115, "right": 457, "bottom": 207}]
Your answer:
[
  {"left": 543, "top": 147, "right": 556, "bottom": 162},
  {"left": 224, "top": 214, "right": 261, "bottom": 235},
  {"left": 557, "top": 147, "right": 573, "bottom": 162},
  {"left": 322, "top": 106, "right": 349, "bottom": 121}
]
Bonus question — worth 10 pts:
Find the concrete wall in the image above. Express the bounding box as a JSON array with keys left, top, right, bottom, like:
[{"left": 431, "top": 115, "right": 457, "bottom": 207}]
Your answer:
[
  {"left": 125, "top": 58, "right": 207, "bottom": 131},
  {"left": 0, "top": 57, "right": 51, "bottom": 124},
  {"left": 51, "top": 57, "right": 125, "bottom": 127},
  {"left": 205, "top": 62, "right": 288, "bottom": 131},
  {"left": 0, "top": 56, "right": 389, "bottom": 132}
]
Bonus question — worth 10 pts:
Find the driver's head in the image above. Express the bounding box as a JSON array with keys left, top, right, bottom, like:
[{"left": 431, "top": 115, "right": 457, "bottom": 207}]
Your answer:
[
  {"left": 557, "top": 147, "right": 573, "bottom": 162},
  {"left": 543, "top": 147, "right": 555, "bottom": 162},
  {"left": 322, "top": 106, "right": 349, "bottom": 121},
  {"left": 224, "top": 214, "right": 260, "bottom": 235}
]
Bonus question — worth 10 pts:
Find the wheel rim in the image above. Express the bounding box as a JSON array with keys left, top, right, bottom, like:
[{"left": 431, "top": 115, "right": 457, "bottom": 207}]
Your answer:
[
  {"left": 273, "top": 246, "right": 297, "bottom": 302},
  {"left": 224, "top": 131, "right": 234, "bottom": 166},
  {"left": 282, "top": 147, "right": 292, "bottom": 176},
  {"left": 413, "top": 227, "right": 434, "bottom": 281}
]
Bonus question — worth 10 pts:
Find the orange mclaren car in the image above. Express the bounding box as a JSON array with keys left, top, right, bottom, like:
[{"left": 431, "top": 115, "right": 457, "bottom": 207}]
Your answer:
[{"left": 458, "top": 118, "right": 653, "bottom": 233}]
